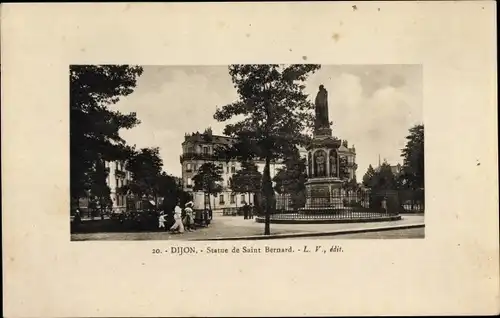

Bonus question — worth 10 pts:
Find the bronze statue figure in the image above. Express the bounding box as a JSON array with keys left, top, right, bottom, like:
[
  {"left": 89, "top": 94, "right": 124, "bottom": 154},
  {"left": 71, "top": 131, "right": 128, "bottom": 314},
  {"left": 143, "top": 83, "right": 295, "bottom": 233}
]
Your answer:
[{"left": 314, "top": 85, "right": 330, "bottom": 130}]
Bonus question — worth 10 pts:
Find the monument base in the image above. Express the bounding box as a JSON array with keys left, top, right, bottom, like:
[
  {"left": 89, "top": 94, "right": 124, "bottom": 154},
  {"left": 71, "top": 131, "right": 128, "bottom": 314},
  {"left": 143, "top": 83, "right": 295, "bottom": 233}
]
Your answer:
[
  {"left": 301, "top": 177, "right": 350, "bottom": 211},
  {"left": 305, "top": 177, "right": 343, "bottom": 208}
]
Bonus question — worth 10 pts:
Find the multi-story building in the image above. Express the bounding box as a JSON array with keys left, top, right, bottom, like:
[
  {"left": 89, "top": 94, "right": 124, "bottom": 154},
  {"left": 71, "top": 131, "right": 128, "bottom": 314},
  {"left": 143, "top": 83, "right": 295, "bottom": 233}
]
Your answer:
[
  {"left": 104, "top": 160, "right": 132, "bottom": 212},
  {"left": 180, "top": 128, "right": 307, "bottom": 212},
  {"left": 75, "top": 160, "right": 132, "bottom": 216}
]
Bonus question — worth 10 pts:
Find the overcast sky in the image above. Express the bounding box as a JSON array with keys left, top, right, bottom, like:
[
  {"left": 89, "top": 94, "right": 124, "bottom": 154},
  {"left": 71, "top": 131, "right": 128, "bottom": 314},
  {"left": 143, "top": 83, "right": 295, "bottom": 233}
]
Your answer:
[{"left": 111, "top": 64, "right": 422, "bottom": 180}]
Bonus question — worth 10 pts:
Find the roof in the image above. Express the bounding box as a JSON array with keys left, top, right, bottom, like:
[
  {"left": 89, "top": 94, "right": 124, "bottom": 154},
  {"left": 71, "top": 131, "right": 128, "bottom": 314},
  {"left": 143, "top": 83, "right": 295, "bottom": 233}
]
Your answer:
[
  {"left": 337, "top": 144, "right": 349, "bottom": 152},
  {"left": 375, "top": 164, "right": 402, "bottom": 175},
  {"left": 183, "top": 133, "right": 235, "bottom": 146}
]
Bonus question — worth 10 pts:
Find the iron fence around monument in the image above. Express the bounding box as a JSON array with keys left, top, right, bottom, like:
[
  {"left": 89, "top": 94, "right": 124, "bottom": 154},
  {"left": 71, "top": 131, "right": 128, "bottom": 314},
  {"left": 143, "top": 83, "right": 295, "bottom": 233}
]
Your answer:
[{"left": 270, "top": 191, "right": 401, "bottom": 220}]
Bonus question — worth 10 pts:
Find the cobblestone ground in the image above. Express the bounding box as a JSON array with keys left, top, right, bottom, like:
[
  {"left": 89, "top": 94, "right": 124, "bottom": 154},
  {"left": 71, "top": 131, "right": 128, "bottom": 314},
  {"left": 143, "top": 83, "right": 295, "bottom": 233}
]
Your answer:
[{"left": 71, "top": 214, "right": 424, "bottom": 241}]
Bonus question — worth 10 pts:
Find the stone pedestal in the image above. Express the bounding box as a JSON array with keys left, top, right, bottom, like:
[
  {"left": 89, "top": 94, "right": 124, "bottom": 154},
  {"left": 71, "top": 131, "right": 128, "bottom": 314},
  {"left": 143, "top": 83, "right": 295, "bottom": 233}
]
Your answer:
[{"left": 304, "top": 177, "right": 344, "bottom": 209}]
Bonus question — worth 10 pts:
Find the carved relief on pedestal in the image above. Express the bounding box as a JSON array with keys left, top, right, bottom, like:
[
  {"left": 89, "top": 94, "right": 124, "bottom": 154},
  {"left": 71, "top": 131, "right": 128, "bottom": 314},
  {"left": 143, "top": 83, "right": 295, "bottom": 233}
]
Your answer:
[
  {"left": 329, "top": 149, "right": 337, "bottom": 177},
  {"left": 313, "top": 150, "right": 327, "bottom": 177},
  {"left": 338, "top": 155, "right": 348, "bottom": 179}
]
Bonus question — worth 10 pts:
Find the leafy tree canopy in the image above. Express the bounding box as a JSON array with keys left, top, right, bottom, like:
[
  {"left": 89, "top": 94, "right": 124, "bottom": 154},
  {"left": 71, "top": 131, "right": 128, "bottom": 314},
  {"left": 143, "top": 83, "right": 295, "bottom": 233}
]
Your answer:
[
  {"left": 273, "top": 150, "right": 307, "bottom": 195},
  {"left": 192, "top": 162, "right": 224, "bottom": 196},
  {"left": 214, "top": 64, "right": 321, "bottom": 161},
  {"left": 213, "top": 64, "right": 321, "bottom": 234},
  {"left": 400, "top": 124, "right": 424, "bottom": 190},
  {"left": 124, "top": 147, "right": 163, "bottom": 198},
  {"left": 362, "top": 164, "right": 376, "bottom": 187},
  {"left": 230, "top": 160, "right": 262, "bottom": 194},
  {"left": 70, "top": 65, "right": 143, "bottom": 200}
]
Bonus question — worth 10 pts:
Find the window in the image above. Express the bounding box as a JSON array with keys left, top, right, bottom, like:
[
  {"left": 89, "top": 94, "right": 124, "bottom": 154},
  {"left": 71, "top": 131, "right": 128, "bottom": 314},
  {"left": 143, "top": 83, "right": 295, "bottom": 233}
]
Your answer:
[
  {"left": 219, "top": 194, "right": 225, "bottom": 204},
  {"left": 193, "top": 164, "right": 197, "bottom": 171},
  {"left": 187, "top": 178, "right": 193, "bottom": 188},
  {"left": 203, "top": 147, "right": 209, "bottom": 154},
  {"left": 231, "top": 166, "right": 236, "bottom": 173},
  {"left": 230, "top": 193, "right": 236, "bottom": 203},
  {"left": 226, "top": 166, "right": 229, "bottom": 174},
  {"left": 241, "top": 194, "right": 245, "bottom": 203},
  {"left": 186, "top": 163, "right": 192, "bottom": 171}
]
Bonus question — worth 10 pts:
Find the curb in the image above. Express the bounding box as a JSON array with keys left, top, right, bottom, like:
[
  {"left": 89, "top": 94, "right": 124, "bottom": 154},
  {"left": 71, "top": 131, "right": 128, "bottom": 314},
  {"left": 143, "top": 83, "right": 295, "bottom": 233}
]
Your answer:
[
  {"left": 254, "top": 215, "right": 402, "bottom": 224},
  {"left": 189, "top": 223, "right": 425, "bottom": 241}
]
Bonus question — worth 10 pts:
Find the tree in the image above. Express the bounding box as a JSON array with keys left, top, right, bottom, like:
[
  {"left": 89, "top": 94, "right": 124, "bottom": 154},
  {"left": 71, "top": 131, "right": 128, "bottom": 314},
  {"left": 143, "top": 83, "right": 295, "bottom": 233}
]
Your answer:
[
  {"left": 70, "top": 65, "right": 143, "bottom": 204},
  {"left": 192, "top": 163, "right": 224, "bottom": 211},
  {"left": 157, "top": 173, "right": 183, "bottom": 215},
  {"left": 400, "top": 124, "right": 424, "bottom": 190},
  {"left": 230, "top": 160, "right": 263, "bottom": 203},
  {"left": 371, "top": 162, "right": 397, "bottom": 191},
  {"left": 273, "top": 151, "right": 308, "bottom": 210},
  {"left": 342, "top": 175, "right": 359, "bottom": 196},
  {"left": 214, "top": 64, "right": 321, "bottom": 235},
  {"left": 399, "top": 124, "right": 425, "bottom": 209},
  {"left": 124, "top": 147, "right": 164, "bottom": 207},
  {"left": 362, "top": 164, "right": 376, "bottom": 187},
  {"left": 88, "top": 157, "right": 112, "bottom": 218}
]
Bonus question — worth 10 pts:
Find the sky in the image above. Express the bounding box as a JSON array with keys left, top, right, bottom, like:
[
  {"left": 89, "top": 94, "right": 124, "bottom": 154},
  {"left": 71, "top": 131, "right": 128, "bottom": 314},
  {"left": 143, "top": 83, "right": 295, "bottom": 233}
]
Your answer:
[{"left": 110, "top": 64, "right": 422, "bottom": 180}]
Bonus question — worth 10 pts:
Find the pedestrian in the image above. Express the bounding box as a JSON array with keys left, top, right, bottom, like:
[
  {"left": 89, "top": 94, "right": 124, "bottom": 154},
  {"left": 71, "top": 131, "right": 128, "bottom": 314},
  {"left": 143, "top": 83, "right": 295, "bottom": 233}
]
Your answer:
[
  {"left": 207, "top": 208, "right": 212, "bottom": 225},
  {"left": 249, "top": 203, "right": 254, "bottom": 219},
  {"left": 184, "top": 201, "right": 195, "bottom": 232},
  {"left": 381, "top": 196, "right": 388, "bottom": 214},
  {"left": 158, "top": 212, "right": 166, "bottom": 231},
  {"left": 202, "top": 208, "right": 209, "bottom": 226},
  {"left": 74, "top": 208, "right": 82, "bottom": 224},
  {"left": 170, "top": 201, "right": 185, "bottom": 234},
  {"left": 243, "top": 202, "right": 249, "bottom": 219}
]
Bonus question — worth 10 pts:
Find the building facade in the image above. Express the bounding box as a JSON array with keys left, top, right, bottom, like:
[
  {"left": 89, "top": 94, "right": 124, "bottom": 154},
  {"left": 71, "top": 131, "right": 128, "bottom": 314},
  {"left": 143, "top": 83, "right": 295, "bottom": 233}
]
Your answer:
[
  {"left": 180, "top": 128, "right": 307, "bottom": 212},
  {"left": 75, "top": 160, "right": 132, "bottom": 216},
  {"left": 104, "top": 160, "right": 132, "bottom": 212}
]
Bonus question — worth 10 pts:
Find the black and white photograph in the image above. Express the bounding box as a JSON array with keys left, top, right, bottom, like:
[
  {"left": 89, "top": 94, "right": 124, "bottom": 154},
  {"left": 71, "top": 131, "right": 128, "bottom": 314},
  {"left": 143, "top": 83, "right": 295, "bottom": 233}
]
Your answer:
[
  {"left": 70, "top": 64, "right": 424, "bottom": 241},
  {"left": 4, "top": 2, "right": 498, "bottom": 317}
]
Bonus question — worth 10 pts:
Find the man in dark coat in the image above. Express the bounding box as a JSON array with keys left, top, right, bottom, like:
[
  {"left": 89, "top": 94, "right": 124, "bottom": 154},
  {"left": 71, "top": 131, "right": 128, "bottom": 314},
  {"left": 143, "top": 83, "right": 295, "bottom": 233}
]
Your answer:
[{"left": 243, "top": 203, "right": 249, "bottom": 219}]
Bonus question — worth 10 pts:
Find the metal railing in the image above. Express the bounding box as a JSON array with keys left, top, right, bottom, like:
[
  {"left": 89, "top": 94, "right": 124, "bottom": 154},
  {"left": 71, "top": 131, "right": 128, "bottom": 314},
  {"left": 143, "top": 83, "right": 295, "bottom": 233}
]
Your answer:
[{"left": 251, "top": 190, "right": 423, "bottom": 220}]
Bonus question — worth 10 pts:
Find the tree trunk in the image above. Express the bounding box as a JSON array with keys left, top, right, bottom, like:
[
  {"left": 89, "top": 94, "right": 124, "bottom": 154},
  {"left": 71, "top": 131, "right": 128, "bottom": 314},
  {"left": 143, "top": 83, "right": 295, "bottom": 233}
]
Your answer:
[
  {"left": 208, "top": 191, "right": 212, "bottom": 211},
  {"left": 263, "top": 155, "right": 273, "bottom": 235}
]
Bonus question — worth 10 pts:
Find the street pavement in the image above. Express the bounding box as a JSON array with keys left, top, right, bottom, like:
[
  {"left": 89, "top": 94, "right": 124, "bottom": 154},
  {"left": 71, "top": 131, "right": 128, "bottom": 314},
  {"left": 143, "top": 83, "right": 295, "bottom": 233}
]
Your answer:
[
  {"left": 287, "top": 227, "right": 425, "bottom": 239},
  {"left": 71, "top": 214, "right": 424, "bottom": 241}
]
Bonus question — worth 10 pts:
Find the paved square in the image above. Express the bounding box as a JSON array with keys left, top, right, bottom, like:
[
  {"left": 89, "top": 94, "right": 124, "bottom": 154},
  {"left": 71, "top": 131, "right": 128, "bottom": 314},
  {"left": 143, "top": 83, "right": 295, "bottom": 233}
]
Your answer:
[{"left": 71, "top": 214, "right": 424, "bottom": 241}]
